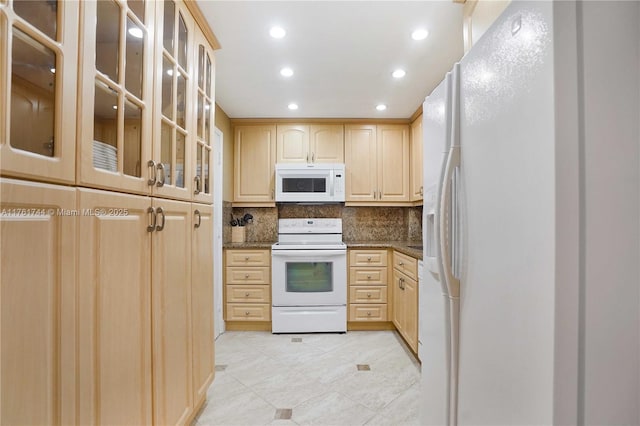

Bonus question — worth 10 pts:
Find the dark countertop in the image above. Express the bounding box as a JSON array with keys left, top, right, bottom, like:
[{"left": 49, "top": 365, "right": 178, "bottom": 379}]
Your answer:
[
  {"left": 223, "top": 240, "right": 423, "bottom": 260},
  {"left": 345, "top": 240, "right": 423, "bottom": 260}
]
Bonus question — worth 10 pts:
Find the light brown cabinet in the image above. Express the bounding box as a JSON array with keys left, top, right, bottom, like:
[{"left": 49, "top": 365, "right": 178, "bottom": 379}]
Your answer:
[
  {"left": 411, "top": 115, "right": 424, "bottom": 202},
  {"left": 276, "top": 124, "right": 344, "bottom": 164},
  {"left": 233, "top": 126, "right": 277, "bottom": 206},
  {"left": 191, "top": 204, "right": 215, "bottom": 407},
  {"left": 224, "top": 249, "right": 272, "bottom": 322},
  {"left": 392, "top": 251, "right": 419, "bottom": 352},
  {"left": 77, "top": 188, "right": 213, "bottom": 425},
  {"left": 0, "top": 1, "right": 80, "bottom": 184},
  {"left": 345, "top": 124, "right": 410, "bottom": 204},
  {"left": 0, "top": 179, "right": 78, "bottom": 426},
  {"left": 348, "top": 249, "right": 389, "bottom": 323}
]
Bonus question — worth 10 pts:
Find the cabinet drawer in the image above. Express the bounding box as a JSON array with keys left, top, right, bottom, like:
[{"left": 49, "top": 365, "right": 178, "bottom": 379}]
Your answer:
[
  {"left": 225, "top": 249, "right": 270, "bottom": 267},
  {"left": 393, "top": 251, "right": 418, "bottom": 280},
  {"left": 227, "top": 285, "right": 271, "bottom": 303},
  {"left": 349, "top": 304, "right": 387, "bottom": 321},
  {"left": 226, "top": 267, "right": 270, "bottom": 285},
  {"left": 349, "top": 286, "right": 387, "bottom": 303},
  {"left": 349, "top": 267, "right": 388, "bottom": 285},
  {"left": 226, "top": 304, "right": 271, "bottom": 321},
  {"left": 349, "top": 249, "right": 388, "bottom": 267}
]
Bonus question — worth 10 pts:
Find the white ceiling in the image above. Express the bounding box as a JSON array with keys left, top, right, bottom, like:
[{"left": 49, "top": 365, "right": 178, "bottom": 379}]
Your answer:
[{"left": 198, "top": 1, "right": 464, "bottom": 119}]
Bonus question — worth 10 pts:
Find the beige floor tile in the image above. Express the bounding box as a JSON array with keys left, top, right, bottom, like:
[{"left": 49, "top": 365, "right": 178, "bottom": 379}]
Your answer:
[
  {"left": 196, "top": 390, "right": 275, "bottom": 426},
  {"left": 292, "top": 391, "right": 376, "bottom": 426},
  {"left": 378, "top": 382, "right": 421, "bottom": 424},
  {"left": 252, "top": 369, "right": 330, "bottom": 408}
]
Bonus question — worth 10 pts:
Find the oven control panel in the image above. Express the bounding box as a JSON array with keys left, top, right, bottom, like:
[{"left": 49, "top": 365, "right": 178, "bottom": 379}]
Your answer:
[{"left": 277, "top": 218, "right": 342, "bottom": 234}]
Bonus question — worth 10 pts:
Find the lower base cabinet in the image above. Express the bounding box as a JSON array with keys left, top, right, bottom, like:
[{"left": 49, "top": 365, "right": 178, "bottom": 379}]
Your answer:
[
  {"left": 392, "top": 251, "right": 418, "bottom": 353},
  {"left": 0, "top": 179, "right": 78, "bottom": 425},
  {"left": 224, "top": 249, "right": 272, "bottom": 325},
  {"left": 0, "top": 184, "right": 214, "bottom": 426}
]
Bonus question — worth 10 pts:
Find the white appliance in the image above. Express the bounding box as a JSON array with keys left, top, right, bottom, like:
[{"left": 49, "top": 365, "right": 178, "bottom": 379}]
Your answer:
[
  {"left": 417, "top": 259, "right": 424, "bottom": 360},
  {"left": 275, "top": 163, "right": 345, "bottom": 203},
  {"left": 271, "top": 218, "right": 347, "bottom": 333},
  {"left": 421, "top": 2, "right": 640, "bottom": 425}
]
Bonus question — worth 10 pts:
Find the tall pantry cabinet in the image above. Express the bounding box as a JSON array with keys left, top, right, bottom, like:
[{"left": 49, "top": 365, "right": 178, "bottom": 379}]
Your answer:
[{"left": 0, "top": 1, "right": 218, "bottom": 425}]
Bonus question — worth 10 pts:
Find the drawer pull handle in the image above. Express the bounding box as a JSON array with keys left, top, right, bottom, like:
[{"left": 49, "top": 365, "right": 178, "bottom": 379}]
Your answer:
[
  {"left": 245, "top": 311, "right": 250, "bottom": 316},
  {"left": 399, "top": 261, "right": 404, "bottom": 266},
  {"left": 367, "top": 257, "right": 372, "bottom": 261},
  {"left": 245, "top": 274, "right": 249, "bottom": 279},
  {"left": 367, "top": 275, "right": 371, "bottom": 279},
  {"left": 367, "top": 311, "right": 372, "bottom": 316},
  {"left": 245, "top": 292, "right": 250, "bottom": 297},
  {"left": 367, "top": 293, "right": 371, "bottom": 298},
  {"left": 245, "top": 256, "right": 250, "bottom": 261}
]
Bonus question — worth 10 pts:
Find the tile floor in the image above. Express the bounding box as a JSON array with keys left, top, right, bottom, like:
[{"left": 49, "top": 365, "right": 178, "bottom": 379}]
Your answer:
[{"left": 194, "top": 331, "right": 421, "bottom": 426}]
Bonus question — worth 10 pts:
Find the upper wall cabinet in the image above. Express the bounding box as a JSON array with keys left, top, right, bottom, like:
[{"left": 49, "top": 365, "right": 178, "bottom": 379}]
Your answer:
[
  {"left": 0, "top": 1, "right": 79, "bottom": 184},
  {"left": 345, "top": 124, "right": 410, "bottom": 205},
  {"left": 77, "top": 0, "right": 155, "bottom": 195},
  {"left": 77, "top": 0, "right": 214, "bottom": 202},
  {"left": 276, "top": 124, "right": 344, "bottom": 164},
  {"left": 410, "top": 115, "right": 423, "bottom": 202},
  {"left": 234, "top": 125, "right": 276, "bottom": 206}
]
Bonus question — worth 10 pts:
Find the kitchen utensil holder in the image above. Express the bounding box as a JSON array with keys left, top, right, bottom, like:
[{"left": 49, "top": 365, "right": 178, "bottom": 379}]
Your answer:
[{"left": 232, "top": 226, "right": 246, "bottom": 243}]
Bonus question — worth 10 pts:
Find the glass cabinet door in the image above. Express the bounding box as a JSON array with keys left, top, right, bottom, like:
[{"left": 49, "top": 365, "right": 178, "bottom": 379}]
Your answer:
[
  {"left": 0, "top": 0, "right": 79, "bottom": 184},
  {"left": 152, "top": 0, "right": 194, "bottom": 200},
  {"left": 77, "top": 0, "right": 153, "bottom": 195},
  {"left": 192, "top": 29, "right": 214, "bottom": 203}
]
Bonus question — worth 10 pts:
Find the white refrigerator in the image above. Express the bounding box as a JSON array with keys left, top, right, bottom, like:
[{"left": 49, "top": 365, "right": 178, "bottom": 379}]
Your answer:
[{"left": 421, "top": 1, "right": 640, "bottom": 425}]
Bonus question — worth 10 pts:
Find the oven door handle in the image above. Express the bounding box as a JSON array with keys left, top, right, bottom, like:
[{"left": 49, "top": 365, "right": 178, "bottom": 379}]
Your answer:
[{"left": 271, "top": 250, "right": 346, "bottom": 257}]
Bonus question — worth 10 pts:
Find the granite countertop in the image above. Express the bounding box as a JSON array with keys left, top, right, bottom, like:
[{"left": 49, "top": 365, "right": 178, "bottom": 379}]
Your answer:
[
  {"left": 223, "top": 240, "right": 423, "bottom": 260},
  {"left": 345, "top": 240, "right": 423, "bottom": 260},
  {"left": 223, "top": 241, "right": 276, "bottom": 249}
]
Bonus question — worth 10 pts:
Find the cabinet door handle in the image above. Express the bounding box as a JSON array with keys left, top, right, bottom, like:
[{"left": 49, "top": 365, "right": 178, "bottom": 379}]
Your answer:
[
  {"left": 194, "top": 209, "right": 202, "bottom": 228},
  {"left": 399, "top": 277, "right": 405, "bottom": 290},
  {"left": 155, "top": 207, "right": 165, "bottom": 231},
  {"left": 156, "top": 163, "right": 166, "bottom": 187},
  {"left": 271, "top": 189, "right": 275, "bottom": 200},
  {"left": 147, "top": 207, "right": 156, "bottom": 232},
  {"left": 194, "top": 175, "right": 202, "bottom": 194},
  {"left": 312, "top": 152, "right": 315, "bottom": 162},
  {"left": 306, "top": 153, "right": 309, "bottom": 163},
  {"left": 147, "top": 160, "right": 157, "bottom": 186},
  {"left": 420, "top": 186, "right": 424, "bottom": 196}
]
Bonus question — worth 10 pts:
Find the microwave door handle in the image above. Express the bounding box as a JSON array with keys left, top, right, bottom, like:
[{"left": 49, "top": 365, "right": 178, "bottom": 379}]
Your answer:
[{"left": 330, "top": 172, "right": 335, "bottom": 197}]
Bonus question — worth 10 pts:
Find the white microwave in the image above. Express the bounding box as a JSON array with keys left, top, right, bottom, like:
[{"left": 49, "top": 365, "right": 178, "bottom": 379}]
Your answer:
[{"left": 275, "top": 163, "right": 345, "bottom": 203}]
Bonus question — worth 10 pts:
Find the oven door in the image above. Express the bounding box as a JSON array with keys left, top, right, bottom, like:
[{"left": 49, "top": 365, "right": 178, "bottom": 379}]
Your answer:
[{"left": 272, "top": 249, "right": 346, "bottom": 306}]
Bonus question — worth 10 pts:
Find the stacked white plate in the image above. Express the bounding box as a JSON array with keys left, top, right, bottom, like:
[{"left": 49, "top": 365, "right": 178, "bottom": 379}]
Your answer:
[{"left": 93, "top": 140, "right": 117, "bottom": 172}]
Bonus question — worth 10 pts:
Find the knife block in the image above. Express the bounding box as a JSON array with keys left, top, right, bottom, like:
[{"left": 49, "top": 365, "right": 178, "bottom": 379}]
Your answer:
[{"left": 231, "top": 226, "right": 246, "bottom": 243}]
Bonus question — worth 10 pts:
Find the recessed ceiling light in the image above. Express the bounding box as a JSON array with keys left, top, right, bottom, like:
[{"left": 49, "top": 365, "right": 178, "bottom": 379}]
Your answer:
[
  {"left": 288, "top": 103, "right": 299, "bottom": 110},
  {"left": 376, "top": 104, "right": 387, "bottom": 111},
  {"left": 280, "top": 67, "right": 294, "bottom": 77},
  {"left": 392, "top": 69, "right": 406, "bottom": 79},
  {"left": 166, "top": 69, "right": 173, "bottom": 76},
  {"left": 411, "top": 28, "right": 429, "bottom": 41},
  {"left": 128, "top": 27, "right": 143, "bottom": 39},
  {"left": 112, "top": 105, "right": 118, "bottom": 110},
  {"left": 49, "top": 67, "right": 56, "bottom": 74},
  {"left": 270, "top": 26, "right": 286, "bottom": 39}
]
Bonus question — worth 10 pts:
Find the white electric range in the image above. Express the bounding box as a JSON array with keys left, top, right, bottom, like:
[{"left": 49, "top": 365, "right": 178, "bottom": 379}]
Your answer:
[{"left": 271, "top": 218, "right": 347, "bottom": 333}]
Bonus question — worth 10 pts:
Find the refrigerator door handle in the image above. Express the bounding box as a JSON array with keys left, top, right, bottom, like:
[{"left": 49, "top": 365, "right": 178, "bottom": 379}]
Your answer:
[{"left": 439, "top": 145, "right": 461, "bottom": 298}]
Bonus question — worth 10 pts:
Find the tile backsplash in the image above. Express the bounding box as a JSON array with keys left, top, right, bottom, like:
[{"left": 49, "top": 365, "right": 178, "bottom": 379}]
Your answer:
[{"left": 224, "top": 203, "right": 422, "bottom": 243}]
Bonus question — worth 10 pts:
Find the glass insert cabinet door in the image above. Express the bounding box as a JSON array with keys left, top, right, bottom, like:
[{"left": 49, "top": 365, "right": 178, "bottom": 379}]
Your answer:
[
  {"left": 193, "top": 29, "right": 215, "bottom": 203},
  {"left": 0, "top": 0, "right": 79, "bottom": 184},
  {"left": 152, "top": 0, "right": 195, "bottom": 200},
  {"left": 286, "top": 262, "right": 333, "bottom": 293},
  {"left": 77, "top": 0, "right": 153, "bottom": 195}
]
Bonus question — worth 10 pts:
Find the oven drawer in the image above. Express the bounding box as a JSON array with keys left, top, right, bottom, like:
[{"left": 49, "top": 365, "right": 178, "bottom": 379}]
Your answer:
[
  {"left": 349, "top": 286, "right": 387, "bottom": 303},
  {"left": 227, "top": 285, "right": 271, "bottom": 303},
  {"left": 225, "top": 249, "right": 270, "bottom": 267},
  {"left": 393, "top": 251, "right": 418, "bottom": 280},
  {"left": 349, "top": 267, "right": 388, "bottom": 285},
  {"left": 349, "top": 249, "right": 388, "bottom": 267},
  {"left": 226, "top": 267, "right": 270, "bottom": 285},
  {"left": 349, "top": 304, "right": 387, "bottom": 321},
  {"left": 226, "top": 303, "right": 271, "bottom": 321}
]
